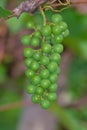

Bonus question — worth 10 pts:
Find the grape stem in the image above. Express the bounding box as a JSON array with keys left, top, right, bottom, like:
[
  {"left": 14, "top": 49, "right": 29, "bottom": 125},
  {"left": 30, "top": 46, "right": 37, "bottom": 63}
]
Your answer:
[{"left": 39, "top": 6, "right": 46, "bottom": 26}]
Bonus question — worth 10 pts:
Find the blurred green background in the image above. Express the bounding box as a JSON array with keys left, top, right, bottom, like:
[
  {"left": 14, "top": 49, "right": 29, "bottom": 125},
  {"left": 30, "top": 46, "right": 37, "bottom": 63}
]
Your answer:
[{"left": 0, "top": 0, "right": 87, "bottom": 130}]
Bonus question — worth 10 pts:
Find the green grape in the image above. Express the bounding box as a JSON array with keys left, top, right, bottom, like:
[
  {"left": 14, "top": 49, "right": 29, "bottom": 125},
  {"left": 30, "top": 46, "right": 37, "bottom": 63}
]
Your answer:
[
  {"left": 21, "top": 35, "right": 31, "bottom": 45},
  {"left": 40, "top": 99, "right": 51, "bottom": 109},
  {"left": 40, "top": 79, "right": 51, "bottom": 89},
  {"left": 45, "top": 36, "right": 51, "bottom": 40},
  {"left": 49, "top": 74, "right": 58, "bottom": 83},
  {"left": 40, "top": 56, "right": 49, "bottom": 66},
  {"left": 35, "top": 87, "right": 44, "bottom": 95},
  {"left": 51, "top": 14, "right": 62, "bottom": 24},
  {"left": 62, "top": 29, "right": 69, "bottom": 37},
  {"left": 40, "top": 69, "right": 50, "bottom": 79},
  {"left": 25, "top": 69, "right": 35, "bottom": 78},
  {"left": 26, "top": 84, "right": 36, "bottom": 94},
  {"left": 53, "top": 44, "right": 63, "bottom": 54},
  {"left": 50, "top": 53, "right": 61, "bottom": 64},
  {"left": 52, "top": 25, "right": 62, "bottom": 35},
  {"left": 24, "top": 58, "right": 33, "bottom": 67},
  {"left": 26, "top": 21, "right": 35, "bottom": 29},
  {"left": 45, "top": 39, "right": 51, "bottom": 44},
  {"left": 31, "top": 61, "right": 40, "bottom": 71},
  {"left": 56, "top": 67, "right": 61, "bottom": 75},
  {"left": 33, "top": 51, "right": 41, "bottom": 61},
  {"left": 48, "top": 93, "right": 57, "bottom": 102},
  {"left": 59, "top": 21, "right": 68, "bottom": 31},
  {"left": 42, "top": 25, "right": 51, "bottom": 36},
  {"left": 48, "top": 62, "right": 58, "bottom": 72},
  {"left": 41, "top": 43, "right": 51, "bottom": 53},
  {"left": 45, "top": 37, "right": 51, "bottom": 44},
  {"left": 34, "top": 31, "right": 41, "bottom": 37},
  {"left": 23, "top": 48, "right": 33, "bottom": 57},
  {"left": 31, "top": 94, "right": 40, "bottom": 104},
  {"left": 31, "top": 36, "right": 40, "bottom": 47},
  {"left": 49, "top": 84, "right": 58, "bottom": 92},
  {"left": 21, "top": 12, "right": 69, "bottom": 109},
  {"left": 54, "top": 35, "right": 63, "bottom": 44},
  {"left": 32, "top": 75, "right": 41, "bottom": 85}
]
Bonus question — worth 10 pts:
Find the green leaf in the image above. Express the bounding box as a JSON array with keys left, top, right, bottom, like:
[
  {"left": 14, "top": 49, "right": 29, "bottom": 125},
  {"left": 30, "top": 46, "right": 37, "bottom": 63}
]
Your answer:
[
  {"left": 0, "top": 6, "right": 11, "bottom": 18},
  {"left": 51, "top": 103, "right": 86, "bottom": 130}
]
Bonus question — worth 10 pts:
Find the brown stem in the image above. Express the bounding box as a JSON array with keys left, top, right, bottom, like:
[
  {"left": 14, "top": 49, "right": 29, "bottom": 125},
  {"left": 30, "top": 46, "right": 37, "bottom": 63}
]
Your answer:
[
  {"left": 1, "top": 0, "right": 87, "bottom": 20},
  {"left": 13, "top": 0, "right": 49, "bottom": 17},
  {"left": 51, "top": 1, "right": 87, "bottom": 8}
]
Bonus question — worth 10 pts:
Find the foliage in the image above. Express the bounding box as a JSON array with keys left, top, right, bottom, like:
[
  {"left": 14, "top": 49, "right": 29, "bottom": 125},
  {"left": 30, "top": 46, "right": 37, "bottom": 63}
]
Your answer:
[
  {"left": 0, "top": 0, "right": 87, "bottom": 130},
  {"left": 0, "top": 6, "right": 11, "bottom": 18}
]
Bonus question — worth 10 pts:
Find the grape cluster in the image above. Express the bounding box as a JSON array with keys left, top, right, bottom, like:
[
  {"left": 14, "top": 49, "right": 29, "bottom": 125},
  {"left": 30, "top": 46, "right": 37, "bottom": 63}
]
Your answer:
[{"left": 21, "top": 13, "right": 69, "bottom": 109}]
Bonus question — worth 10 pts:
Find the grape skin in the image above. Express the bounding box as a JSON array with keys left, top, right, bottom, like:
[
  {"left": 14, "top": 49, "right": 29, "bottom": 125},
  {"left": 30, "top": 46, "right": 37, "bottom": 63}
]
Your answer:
[{"left": 21, "top": 13, "right": 69, "bottom": 109}]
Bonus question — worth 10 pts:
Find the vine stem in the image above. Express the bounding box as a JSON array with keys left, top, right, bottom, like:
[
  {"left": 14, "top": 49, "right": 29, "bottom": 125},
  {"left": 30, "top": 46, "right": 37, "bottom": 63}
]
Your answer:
[
  {"left": 39, "top": 6, "right": 46, "bottom": 26},
  {"left": 0, "top": 0, "right": 87, "bottom": 20},
  {"left": 51, "top": 1, "right": 87, "bottom": 8}
]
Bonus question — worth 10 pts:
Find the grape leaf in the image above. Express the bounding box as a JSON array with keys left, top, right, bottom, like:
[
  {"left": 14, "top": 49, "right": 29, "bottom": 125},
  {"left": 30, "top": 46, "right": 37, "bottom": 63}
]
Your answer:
[{"left": 0, "top": 6, "right": 11, "bottom": 18}]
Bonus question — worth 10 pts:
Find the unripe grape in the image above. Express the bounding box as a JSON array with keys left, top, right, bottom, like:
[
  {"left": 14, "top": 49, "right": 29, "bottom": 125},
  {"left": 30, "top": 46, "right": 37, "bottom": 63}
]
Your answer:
[
  {"left": 24, "top": 58, "right": 33, "bottom": 67},
  {"left": 59, "top": 21, "right": 68, "bottom": 31},
  {"left": 56, "top": 67, "right": 61, "bottom": 75},
  {"left": 34, "top": 31, "right": 41, "bottom": 37},
  {"left": 40, "top": 56, "right": 49, "bottom": 66},
  {"left": 48, "top": 62, "right": 58, "bottom": 72},
  {"left": 40, "top": 69, "right": 50, "bottom": 79},
  {"left": 49, "top": 84, "right": 58, "bottom": 92},
  {"left": 40, "top": 79, "right": 51, "bottom": 89},
  {"left": 31, "top": 94, "right": 40, "bottom": 104},
  {"left": 26, "top": 84, "right": 36, "bottom": 94},
  {"left": 31, "top": 36, "right": 40, "bottom": 47},
  {"left": 25, "top": 69, "right": 35, "bottom": 78},
  {"left": 42, "top": 25, "right": 51, "bottom": 36},
  {"left": 52, "top": 25, "right": 62, "bottom": 35},
  {"left": 21, "top": 12, "right": 69, "bottom": 109},
  {"left": 35, "top": 87, "right": 44, "bottom": 95},
  {"left": 31, "top": 61, "right": 40, "bottom": 71},
  {"left": 51, "top": 14, "right": 62, "bottom": 24},
  {"left": 21, "top": 35, "right": 31, "bottom": 45},
  {"left": 49, "top": 74, "right": 58, "bottom": 83},
  {"left": 62, "top": 29, "right": 69, "bottom": 37},
  {"left": 48, "top": 93, "right": 57, "bottom": 102},
  {"left": 32, "top": 75, "right": 41, "bottom": 85},
  {"left": 50, "top": 53, "right": 61, "bottom": 64},
  {"left": 23, "top": 48, "right": 33, "bottom": 57},
  {"left": 26, "top": 21, "right": 35, "bottom": 29},
  {"left": 33, "top": 51, "right": 42, "bottom": 61},
  {"left": 40, "top": 99, "right": 51, "bottom": 109},
  {"left": 53, "top": 44, "right": 63, "bottom": 54},
  {"left": 41, "top": 43, "right": 51, "bottom": 53},
  {"left": 45, "top": 36, "right": 51, "bottom": 40},
  {"left": 54, "top": 35, "right": 63, "bottom": 44}
]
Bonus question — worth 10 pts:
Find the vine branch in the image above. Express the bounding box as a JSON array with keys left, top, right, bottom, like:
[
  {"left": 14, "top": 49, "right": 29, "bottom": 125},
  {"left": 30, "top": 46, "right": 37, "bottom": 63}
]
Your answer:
[
  {"left": 13, "top": 0, "right": 49, "bottom": 17},
  {"left": 11, "top": 0, "right": 87, "bottom": 18}
]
